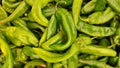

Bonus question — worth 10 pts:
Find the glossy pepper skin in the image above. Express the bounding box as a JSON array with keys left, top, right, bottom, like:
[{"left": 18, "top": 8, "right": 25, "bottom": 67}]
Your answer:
[
  {"left": 77, "top": 19, "right": 116, "bottom": 37},
  {"left": 41, "top": 8, "right": 77, "bottom": 51}
]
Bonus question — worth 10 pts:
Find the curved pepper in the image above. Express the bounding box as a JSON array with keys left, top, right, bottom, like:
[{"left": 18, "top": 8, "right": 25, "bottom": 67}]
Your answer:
[
  {"left": 31, "top": 0, "right": 51, "bottom": 27},
  {"left": 42, "top": 8, "right": 77, "bottom": 51},
  {"left": 0, "top": 33, "right": 13, "bottom": 68},
  {"left": 77, "top": 19, "right": 116, "bottom": 37},
  {"left": 32, "top": 41, "right": 78, "bottom": 63},
  {"left": 0, "top": 1, "right": 29, "bottom": 24}
]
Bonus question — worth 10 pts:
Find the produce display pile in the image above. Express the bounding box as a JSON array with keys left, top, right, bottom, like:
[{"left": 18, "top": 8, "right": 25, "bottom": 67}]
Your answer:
[{"left": 0, "top": 0, "right": 120, "bottom": 68}]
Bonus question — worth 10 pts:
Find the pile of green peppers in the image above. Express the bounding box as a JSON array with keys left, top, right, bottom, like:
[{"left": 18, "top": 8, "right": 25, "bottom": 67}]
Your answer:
[{"left": 0, "top": 0, "right": 120, "bottom": 68}]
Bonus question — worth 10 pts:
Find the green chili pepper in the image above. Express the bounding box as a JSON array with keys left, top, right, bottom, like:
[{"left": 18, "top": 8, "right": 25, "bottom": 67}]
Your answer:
[
  {"left": 77, "top": 19, "right": 116, "bottom": 37},
  {"left": 107, "top": 0, "right": 120, "bottom": 13},
  {"left": 2, "top": 0, "right": 20, "bottom": 13},
  {"left": 27, "top": 12, "right": 35, "bottom": 22},
  {"left": 41, "top": 30, "right": 64, "bottom": 50},
  {"left": 26, "top": 22, "right": 45, "bottom": 32},
  {"left": 78, "top": 34, "right": 92, "bottom": 45},
  {"left": 79, "top": 59, "right": 113, "bottom": 68},
  {"left": 75, "top": 36, "right": 116, "bottom": 56},
  {"left": 81, "top": 0, "right": 96, "bottom": 14},
  {"left": 4, "top": 26, "right": 38, "bottom": 46},
  {"left": 72, "top": 0, "right": 83, "bottom": 27},
  {"left": 31, "top": 0, "right": 51, "bottom": 27},
  {"left": 32, "top": 40, "right": 78, "bottom": 63},
  {"left": 94, "top": 0, "right": 106, "bottom": 11},
  {"left": 12, "top": 48, "right": 27, "bottom": 62},
  {"left": 82, "top": 7, "right": 115, "bottom": 24},
  {"left": 24, "top": 59, "right": 46, "bottom": 68},
  {"left": 47, "top": 15, "right": 57, "bottom": 40},
  {"left": 22, "top": 46, "right": 39, "bottom": 59},
  {"left": 0, "top": 1, "right": 29, "bottom": 24},
  {"left": 39, "top": 29, "right": 47, "bottom": 46},
  {"left": 2, "top": 0, "right": 20, "bottom": 9},
  {"left": 42, "top": 6, "right": 56, "bottom": 18},
  {"left": 12, "top": 18, "right": 28, "bottom": 30},
  {"left": 0, "top": 33, "right": 13, "bottom": 68},
  {"left": 79, "top": 45, "right": 116, "bottom": 56},
  {"left": 42, "top": 8, "right": 77, "bottom": 51}
]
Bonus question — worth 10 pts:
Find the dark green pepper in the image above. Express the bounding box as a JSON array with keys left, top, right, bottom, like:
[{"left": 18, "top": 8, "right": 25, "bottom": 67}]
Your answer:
[{"left": 94, "top": 0, "right": 106, "bottom": 11}]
